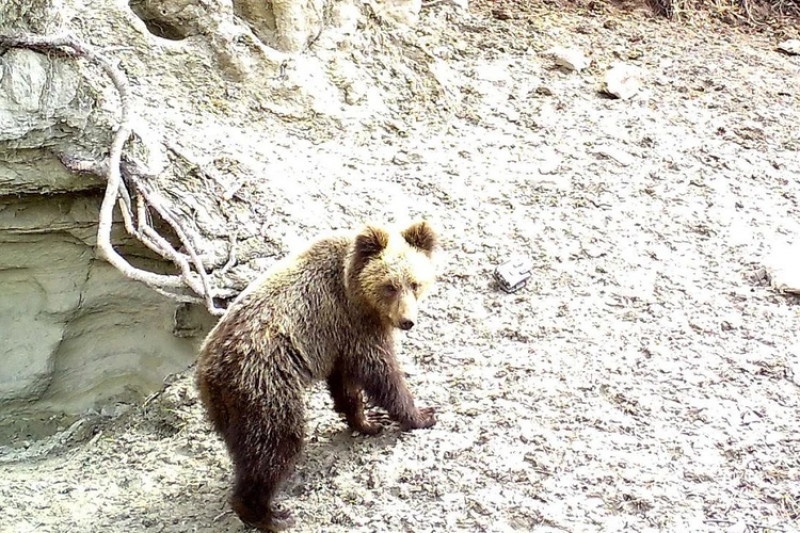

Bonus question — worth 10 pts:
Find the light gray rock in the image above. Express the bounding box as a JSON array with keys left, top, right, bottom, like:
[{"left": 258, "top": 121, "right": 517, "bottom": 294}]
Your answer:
[
  {"left": 603, "top": 63, "right": 642, "bottom": 100},
  {"left": 371, "top": 0, "right": 423, "bottom": 26},
  {"left": 0, "top": 149, "right": 105, "bottom": 195},
  {"left": 0, "top": 20, "right": 110, "bottom": 195},
  {"left": 765, "top": 243, "right": 800, "bottom": 294},
  {"left": 594, "top": 145, "right": 636, "bottom": 167},
  {"left": 0, "top": 0, "right": 220, "bottom": 417},
  {"left": 0, "top": 193, "right": 214, "bottom": 413},
  {"left": 544, "top": 46, "right": 591, "bottom": 73},
  {"left": 0, "top": 48, "right": 95, "bottom": 163},
  {"left": 777, "top": 39, "right": 800, "bottom": 56},
  {"left": 232, "top": 0, "right": 325, "bottom": 53}
]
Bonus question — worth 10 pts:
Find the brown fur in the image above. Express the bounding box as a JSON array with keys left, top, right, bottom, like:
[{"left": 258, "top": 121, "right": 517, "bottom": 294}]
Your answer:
[{"left": 196, "top": 221, "right": 438, "bottom": 531}]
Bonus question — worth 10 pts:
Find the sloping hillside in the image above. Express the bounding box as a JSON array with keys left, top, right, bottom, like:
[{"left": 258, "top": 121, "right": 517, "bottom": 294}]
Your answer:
[{"left": 1, "top": 0, "right": 799, "bottom": 531}]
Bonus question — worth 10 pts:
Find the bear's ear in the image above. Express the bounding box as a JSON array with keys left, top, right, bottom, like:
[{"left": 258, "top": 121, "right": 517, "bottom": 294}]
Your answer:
[
  {"left": 354, "top": 226, "right": 390, "bottom": 264},
  {"left": 402, "top": 221, "right": 437, "bottom": 256}
]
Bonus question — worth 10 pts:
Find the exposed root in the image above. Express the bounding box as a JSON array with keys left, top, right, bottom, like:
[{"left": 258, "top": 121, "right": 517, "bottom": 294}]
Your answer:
[{"left": 0, "top": 32, "right": 226, "bottom": 316}]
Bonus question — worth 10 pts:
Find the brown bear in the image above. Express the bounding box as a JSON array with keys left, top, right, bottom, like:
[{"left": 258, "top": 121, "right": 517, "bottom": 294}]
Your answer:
[{"left": 196, "top": 221, "right": 439, "bottom": 531}]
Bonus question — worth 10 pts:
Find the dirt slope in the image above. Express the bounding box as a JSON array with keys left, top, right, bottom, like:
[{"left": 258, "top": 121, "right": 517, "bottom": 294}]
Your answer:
[{"left": 2, "top": 2, "right": 799, "bottom": 532}]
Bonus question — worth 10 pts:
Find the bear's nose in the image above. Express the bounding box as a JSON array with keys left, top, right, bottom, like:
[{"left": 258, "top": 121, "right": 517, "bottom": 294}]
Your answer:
[{"left": 399, "top": 319, "right": 415, "bottom": 330}]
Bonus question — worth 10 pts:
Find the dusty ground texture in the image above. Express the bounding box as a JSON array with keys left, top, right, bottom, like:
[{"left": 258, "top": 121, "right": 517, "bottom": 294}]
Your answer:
[{"left": 2, "top": 1, "right": 800, "bottom": 532}]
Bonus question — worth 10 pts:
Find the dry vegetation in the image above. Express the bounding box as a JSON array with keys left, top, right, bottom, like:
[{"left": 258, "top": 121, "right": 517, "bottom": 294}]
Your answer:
[{"left": 650, "top": 0, "right": 800, "bottom": 22}]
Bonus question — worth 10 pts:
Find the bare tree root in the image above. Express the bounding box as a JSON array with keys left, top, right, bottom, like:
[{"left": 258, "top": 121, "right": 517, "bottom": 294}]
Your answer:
[{"left": 0, "top": 32, "right": 226, "bottom": 316}]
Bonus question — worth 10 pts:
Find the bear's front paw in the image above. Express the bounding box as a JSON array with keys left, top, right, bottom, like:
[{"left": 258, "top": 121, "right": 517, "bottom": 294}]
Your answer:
[
  {"left": 349, "top": 410, "right": 389, "bottom": 436},
  {"left": 401, "top": 407, "right": 437, "bottom": 431},
  {"left": 356, "top": 418, "right": 384, "bottom": 436}
]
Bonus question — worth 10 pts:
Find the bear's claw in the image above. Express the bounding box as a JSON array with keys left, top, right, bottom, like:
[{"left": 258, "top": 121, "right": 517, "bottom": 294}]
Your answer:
[{"left": 401, "top": 406, "right": 437, "bottom": 430}]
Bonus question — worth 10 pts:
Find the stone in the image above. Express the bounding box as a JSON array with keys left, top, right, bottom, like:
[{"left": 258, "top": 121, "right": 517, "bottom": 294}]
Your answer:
[
  {"left": 765, "top": 243, "right": 800, "bottom": 294},
  {"left": 0, "top": 48, "right": 90, "bottom": 149},
  {"left": 724, "top": 522, "right": 747, "bottom": 533},
  {"left": 372, "top": 0, "right": 423, "bottom": 26},
  {"left": 603, "top": 63, "right": 642, "bottom": 100},
  {"left": 594, "top": 145, "right": 636, "bottom": 167},
  {"left": 271, "top": 0, "right": 326, "bottom": 52},
  {"left": 0, "top": 149, "right": 105, "bottom": 195},
  {"left": 538, "top": 152, "right": 562, "bottom": 175},
  {"left": 787, "top": 354, "right": 800, "bottom": 387},
  {"left": 0, "top": 193, "right": 214, "bottom": 413},
  {"left": 544, "top": 46, "right": 591, "bottom": 73},
  {"left": 777, "top": 39, "right": 800, "bottom": 56}
]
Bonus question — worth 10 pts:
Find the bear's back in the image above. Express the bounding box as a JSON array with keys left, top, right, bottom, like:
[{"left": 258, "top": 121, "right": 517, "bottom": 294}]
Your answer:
[{"left": 199, "top": 235, "right": 358, "bottom": 384}]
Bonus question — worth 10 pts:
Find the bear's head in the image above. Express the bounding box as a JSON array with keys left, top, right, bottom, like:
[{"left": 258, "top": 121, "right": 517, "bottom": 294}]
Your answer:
[{"left": 346, "top": 221, "right": 438, "bottom": 330}]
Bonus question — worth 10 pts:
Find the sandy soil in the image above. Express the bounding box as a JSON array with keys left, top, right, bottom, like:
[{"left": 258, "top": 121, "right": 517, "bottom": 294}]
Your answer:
[{"left": 2, "top": 1, "right": 800, "bottom": 532}]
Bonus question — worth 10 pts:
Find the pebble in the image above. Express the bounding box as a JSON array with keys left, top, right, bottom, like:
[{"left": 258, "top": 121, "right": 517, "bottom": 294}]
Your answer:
[
  {"left": 603, "top": 63, "right": 642, "bottom": 100},
  {"left": 777, "top": 39, "right": 800, "bottom": 55},
  {"left": 544, "top": 46, "right": 591, "bottom": 72},
  {"left": 594, "top": 145, "right": 636, "bottom": 167}
]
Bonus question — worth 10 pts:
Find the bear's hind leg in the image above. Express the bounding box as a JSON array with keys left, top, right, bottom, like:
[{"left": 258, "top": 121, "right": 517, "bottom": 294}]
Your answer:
[
  {"left": 327, "top": 369, "right": 383, "bottom": 435},
  {"left": 227, "top": 403, "right": 305, "bottom": 531},
  {"left": 230, "top": 472, "right": 295, "bottom": 532}
]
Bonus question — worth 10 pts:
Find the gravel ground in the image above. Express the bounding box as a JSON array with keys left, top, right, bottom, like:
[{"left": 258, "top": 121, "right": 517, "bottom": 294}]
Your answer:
[{"left": 1, "top": 1, "right": 800, "bottom": 532}]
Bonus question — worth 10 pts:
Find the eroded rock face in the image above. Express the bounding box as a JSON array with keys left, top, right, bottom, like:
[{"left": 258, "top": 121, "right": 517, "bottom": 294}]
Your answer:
[
  {"left": 233, "top": 0, "right": 325, "bottom": 52},
  {"left": 0, "top": 192, "right": 214, "bottom": 414},
  {"left": 0, "top": 48, "right": 99, "bottom": 182},
  {"left": 127, "top": 0, "right": 421, "bottom": 54},
  {"left": 128, "top": 0, "right": 205, "bottom": 40},
  {"left": 371, "top": 0, "right": 423, "bottom": 26},
  {"left": 1, "top": 1, "right": 214, "bottom": 418}
]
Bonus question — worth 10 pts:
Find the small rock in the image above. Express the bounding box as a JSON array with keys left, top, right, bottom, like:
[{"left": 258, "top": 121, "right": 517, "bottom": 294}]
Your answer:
[
  {"left": 594, "top": 146, "right": 636, "bottom": 167},
  {"left": 765, "top": 243, "right": 800, "bottom": 294},
  {"left": 494, "top": 256, "right": 533, "bottom": 293},
  {"left": 603, "top": 63, "right": 642, "bottom": 100},
  {"left": 344, "top": 82, "right": 367, "bottom": 105},
  {"left": 492, "top": 6, "right": 513, "bottom": 20},
  {"left": 373, "top": 0, "right": 422, "bottom": 26},
  {"left": 441, "top": 0, "right": 469, "bottom": 10},
  {"left": 787, "top": 356, "right": 800, "bottom": 387},
  {"left": 500, "top": 107, "right": 520, "bottom": 123},
  {"left": 544, "top": 46, "right": 591, "bottom": 72},
  {"left": 777, "top": 39, "right": 800, "bottom": 55},
  {"left": 101, "top": 403, "right": 133, "bottom": 419},
  {"left": 392, "top": 151, "right": 410, "bottom": 165},
  {"left": 538, "top": 155, "right": 561, "bottom": 175}
]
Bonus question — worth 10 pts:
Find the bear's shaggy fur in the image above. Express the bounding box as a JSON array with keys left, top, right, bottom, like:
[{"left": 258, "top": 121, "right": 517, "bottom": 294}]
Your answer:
[{"left": 196, "top": 221, "right": 439, "bottom": 531}]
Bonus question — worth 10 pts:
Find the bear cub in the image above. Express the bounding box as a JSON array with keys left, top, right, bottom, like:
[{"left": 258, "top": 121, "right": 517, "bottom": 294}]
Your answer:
[{"left": 196, "top": 221, "right": 439, "bottom": 531}]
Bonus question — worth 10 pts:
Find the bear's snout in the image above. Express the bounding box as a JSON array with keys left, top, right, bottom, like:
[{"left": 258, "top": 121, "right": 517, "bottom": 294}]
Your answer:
[
  {"left": 399, "top": 319, "right": 415, "bottom": 330},
  {"left": 393, "top": 292, "right": 418, "bottom": 331}
]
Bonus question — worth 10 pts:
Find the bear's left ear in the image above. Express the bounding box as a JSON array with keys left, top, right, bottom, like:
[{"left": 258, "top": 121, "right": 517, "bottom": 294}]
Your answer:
[{"left": 402, "top": 221, "right": 438, "bottom": 256}]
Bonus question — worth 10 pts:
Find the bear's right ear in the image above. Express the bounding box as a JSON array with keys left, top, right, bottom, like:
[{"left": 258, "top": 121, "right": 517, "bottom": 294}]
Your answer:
[{"left": 353, "top": 226, "right": 390, "bottom": 264}]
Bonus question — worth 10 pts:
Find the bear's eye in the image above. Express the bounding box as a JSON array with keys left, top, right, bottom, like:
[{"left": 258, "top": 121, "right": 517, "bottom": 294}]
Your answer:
[
  {"left": 383, "top": 284, "right": 399, "bottom": 295},
  {"left": 410, "top": 282, "right": 420, "bottom": 292}
]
